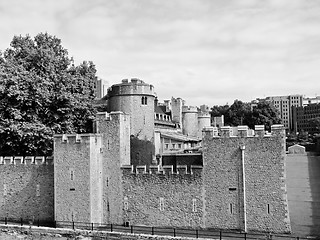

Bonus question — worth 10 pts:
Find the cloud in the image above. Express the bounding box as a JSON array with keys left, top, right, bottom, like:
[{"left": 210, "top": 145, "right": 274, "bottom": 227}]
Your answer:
[{"left": 1, "top": 0, "right": 320, "bottom": 106}]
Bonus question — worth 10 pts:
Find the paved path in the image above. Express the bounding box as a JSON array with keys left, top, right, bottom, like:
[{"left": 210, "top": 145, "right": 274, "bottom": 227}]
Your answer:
[{"left": 286, "top": 154, "right": 320, "bottom": 236}]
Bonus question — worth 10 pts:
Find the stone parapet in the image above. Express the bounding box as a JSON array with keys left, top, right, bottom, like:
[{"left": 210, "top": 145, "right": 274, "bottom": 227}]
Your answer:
[
  {"left": 203, "top": 125, "right": 284, "bottom": 138},
  {"left": 121, "top": 165, "right": 203, "bottom": 175},
  {"left": 254, "top": 125, "right": 265, "bottom": 137},
  {"left": 182, "top": 105, "right": 198, "bottom": 113},
  {"left": 106, "top": 78, "right": 155, "bottom": 98},
  {"left": 0, "top": 156, "right": 54, "bottom": 165}
]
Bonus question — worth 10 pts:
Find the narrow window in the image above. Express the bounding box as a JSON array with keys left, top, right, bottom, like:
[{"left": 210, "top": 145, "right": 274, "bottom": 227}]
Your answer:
[
  {"left": 229, "top": 203, "right": 233, "bottom": 214},
  {"left": 165, "top": 144, "right": 169, "bottom": 149},
  {"left": 70, "top": 168, "right": 75, "bottom": 181},
  {"left": 178, "top": 144, "right": 181, "bottom": 149},
  {"left": 141, "top": 96, "right": 148, "bottom": 105},
  {"left": 124, "top": 197, "right": 129, "bottom": 210},
  {"left": 267, "top": 204, "right": 270, "bottom": 214},
  {"left": 159, "top": 197, "right": 164, "bottom": 211},
  {"left": 3, "top": 184, "right": 7, "bottom": 196},
  {"left": 172, "top": 144, "right": 175, "bottom": 149},
  {"left": 36, "top": 184, "right": 40, "bottom": 197},
  {"left": 192, "top": 199, "right": 197, "bottom": 212}
]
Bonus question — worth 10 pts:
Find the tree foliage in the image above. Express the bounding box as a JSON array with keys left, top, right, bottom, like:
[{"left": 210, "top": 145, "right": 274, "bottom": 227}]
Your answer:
[
  {"left": 211, "top": 100, "right": 281, "bottom": 131},
  {"left": 0, "top": 33, "right": 97, "bottom": 156},
  {"left": 308, "top": 117, "right": 320, "bottom": 133}
]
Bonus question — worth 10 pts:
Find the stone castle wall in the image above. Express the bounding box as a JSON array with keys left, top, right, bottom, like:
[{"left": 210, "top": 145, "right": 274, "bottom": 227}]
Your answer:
[
  {"left": 0, "top": 157, "right": 54, "bottom": 222},
  {"left": 53, "top": 111, "right": 130, "bottom": 225},
  {"left": 120, "top": 125, "right": 291, "bottom": 233},
  {"left": 0, "top": 106, "right": 291, "bottom": 234},
  {"left": 121, "top": 165, "right": 204, "bottom": 228},
  {"left": 202, "top": 125, "right": 290, "bottom": 233},
  {"left": 96, "top": 112, "right": 130, "bottom": 224},
  {"left": 54, "top": 134, "right": 103, "bottom": 223}
]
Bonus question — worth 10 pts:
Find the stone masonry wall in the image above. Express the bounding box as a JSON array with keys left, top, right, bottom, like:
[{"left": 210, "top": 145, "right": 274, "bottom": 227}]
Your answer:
[
  {"left": 107, "top": 81, "right": 155, "bottom": 141},
  {"left": 202, "top": 125, "right": 291, "bottom": 233},
  {"left": 107, "top": 80, "right": 155, "bottom": 166},
  {"left": 182, "top": 106, "right": 198, "bottom": 138},
  {"left": 96, "top": 112, "right": 131, "bottom": 224},
  {"left": 121, "top": 165, "right": 204, "bottom": 228},
  {"left": 0, "top": 157, "right": 54, "bottom": 222},
  {"left": 54, "top": 134, "right": 102, "bottom": 224}
]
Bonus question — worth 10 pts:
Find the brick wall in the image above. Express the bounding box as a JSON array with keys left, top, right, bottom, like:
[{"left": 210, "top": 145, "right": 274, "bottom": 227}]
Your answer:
[{"left": 0, "top": 157, "right": 54, "bottom": 221}]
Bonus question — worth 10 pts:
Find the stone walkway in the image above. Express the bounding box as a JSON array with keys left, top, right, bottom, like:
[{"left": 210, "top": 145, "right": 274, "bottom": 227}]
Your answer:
[{"left": 286, "top": 153, "right": 320, "bottom": 236}]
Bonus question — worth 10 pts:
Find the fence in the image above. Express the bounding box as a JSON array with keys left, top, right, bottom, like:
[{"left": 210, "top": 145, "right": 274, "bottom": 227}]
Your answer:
[{"left": 0, "top": 217, "right": 310, "bottom": 240}]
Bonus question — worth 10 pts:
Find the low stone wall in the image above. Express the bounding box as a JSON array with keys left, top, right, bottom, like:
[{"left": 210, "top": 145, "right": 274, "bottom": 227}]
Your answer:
[{"left": 0, "top": 224, "right": 203, "bottom": 240}]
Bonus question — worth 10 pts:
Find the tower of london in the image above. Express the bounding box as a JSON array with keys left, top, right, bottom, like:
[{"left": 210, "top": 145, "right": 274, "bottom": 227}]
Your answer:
[{"left": 0, "top": 78, "right": 291, "bottom": 233}]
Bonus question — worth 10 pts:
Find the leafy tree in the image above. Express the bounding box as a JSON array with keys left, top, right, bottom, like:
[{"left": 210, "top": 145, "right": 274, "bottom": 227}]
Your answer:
[
  {"left": 227, "top": 100, "right": 251, "bottom": 126},
  {"left": 0, "top": 33, "right": 97, "bottom": 156},
  {"left": 308, "top": 117, "right": 320, "bottom": 133},
  {"left": 211, "top": 104, "right": 229, "bottom": 117},
  {"left": 210, "top": 100, "right": 281, "bottom": 130},
  {"left": 247, "top": 101, "right": 282, "bottom": 131}
]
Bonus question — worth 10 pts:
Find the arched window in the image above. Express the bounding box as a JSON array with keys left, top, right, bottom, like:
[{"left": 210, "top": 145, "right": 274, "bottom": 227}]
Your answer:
[{"left": 141, "top": 96, "right": 147, "bottom": 105}]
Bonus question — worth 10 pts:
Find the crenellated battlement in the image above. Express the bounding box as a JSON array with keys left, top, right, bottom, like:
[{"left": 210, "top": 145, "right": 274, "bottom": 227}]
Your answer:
[
  {"left": 54, "top": 133, "right": 100, "bottom": 145},
  {"left": 106, "top": 78, "right": 155, "bottom": 98},
  {"left": 197, "top": 111, "right": 210, "bottom": 118},
  {"left": 202, "top": 124, "right": 284, "bottom": 138},
  {"left": 182, "top": 105, "right": 198, "bottom": 113},
  {"left": 0, "top": 156, "right": 53, "bottom": 165},
  {"left": 121, "top": 164, "right": 203, "bottom": 175}
]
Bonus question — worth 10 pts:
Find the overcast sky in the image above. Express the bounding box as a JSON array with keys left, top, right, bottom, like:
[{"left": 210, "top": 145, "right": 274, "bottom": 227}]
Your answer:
[{"left": 0, "top": 0, "right": 319, "bottom": 106}]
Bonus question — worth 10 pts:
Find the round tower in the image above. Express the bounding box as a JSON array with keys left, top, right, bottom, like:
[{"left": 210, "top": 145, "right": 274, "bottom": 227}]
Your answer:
[
  {"left": 182, "top": 106, "right": 199, "bottom": 137},
  {"left": 198, "top": 105, "right": 211, "bottom": 138},
  {"left": 198, "top": 112, "right": 211, "bottom": 138},
  {"left": 106, "top": 78, "right": 155, "bottom": 141}
]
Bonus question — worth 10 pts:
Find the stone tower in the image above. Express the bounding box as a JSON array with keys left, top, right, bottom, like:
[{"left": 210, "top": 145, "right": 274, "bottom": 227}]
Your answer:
[
  {"left": 106, "top": 78, "right": 155, "bottom": 141},
  {"left": 182, "top": 105, "right": 199, "bottom": 137},
  {"left": 106, "top": 79, "right": 156, "bottom": 166},
  {"left": 54, "top": 112, "right": 130, "bottom": 225},
  {"left": 171, "top": 97, "right": 184, "bottom": 129},
  {"left": 197, "top": 105, "right": 211, "bottom": 138}
]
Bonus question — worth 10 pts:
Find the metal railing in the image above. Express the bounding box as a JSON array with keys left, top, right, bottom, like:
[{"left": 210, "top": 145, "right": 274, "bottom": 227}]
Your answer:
[{"left": 0, "top": 217, "right": 310, "bottom": 240}]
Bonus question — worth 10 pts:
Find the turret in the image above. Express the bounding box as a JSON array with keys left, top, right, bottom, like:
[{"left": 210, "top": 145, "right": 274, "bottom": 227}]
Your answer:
[{"left": 106, "top": 79, "right": 156, "bottom": 166}]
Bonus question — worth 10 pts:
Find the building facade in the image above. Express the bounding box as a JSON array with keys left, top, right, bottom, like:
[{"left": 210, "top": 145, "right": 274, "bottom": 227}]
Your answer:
[
  {"left": 252, "top": 95, "right": 303, "bottom": 131},
  {"left": 292, "top": 103, "right": 320, "bottom": 134}
]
